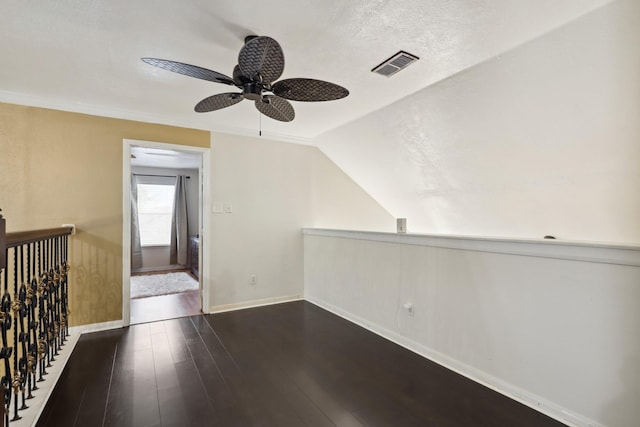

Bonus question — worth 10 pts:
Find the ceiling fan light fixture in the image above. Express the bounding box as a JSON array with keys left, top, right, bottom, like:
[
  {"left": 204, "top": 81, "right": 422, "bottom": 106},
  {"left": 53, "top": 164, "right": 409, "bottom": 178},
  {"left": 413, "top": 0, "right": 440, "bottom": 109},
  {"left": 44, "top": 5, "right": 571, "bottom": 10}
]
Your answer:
[{"left": 242, "top": 82, "right": 263, "bottom": 100}]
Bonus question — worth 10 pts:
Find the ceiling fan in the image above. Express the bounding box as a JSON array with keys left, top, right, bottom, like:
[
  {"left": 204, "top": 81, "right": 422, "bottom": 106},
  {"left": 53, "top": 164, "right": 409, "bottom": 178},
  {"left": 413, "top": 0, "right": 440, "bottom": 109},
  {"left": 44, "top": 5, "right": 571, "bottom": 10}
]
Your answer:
[{"left": 142, "top": 35, "right": 349, "bottom": 122}]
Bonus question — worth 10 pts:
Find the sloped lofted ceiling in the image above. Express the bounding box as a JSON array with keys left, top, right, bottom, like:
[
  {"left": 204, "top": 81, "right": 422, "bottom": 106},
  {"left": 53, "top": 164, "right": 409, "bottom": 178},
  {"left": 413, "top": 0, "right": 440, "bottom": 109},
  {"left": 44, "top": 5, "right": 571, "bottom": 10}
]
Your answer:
[
  {"left": 316, "top": 0, "right": 640, "bottom": 242},
  {"left": 0, "top": 0, "right": 611, "bottom": 142},
  {"left": 4, "top": 0, "right": 635, "bottom": 243}
]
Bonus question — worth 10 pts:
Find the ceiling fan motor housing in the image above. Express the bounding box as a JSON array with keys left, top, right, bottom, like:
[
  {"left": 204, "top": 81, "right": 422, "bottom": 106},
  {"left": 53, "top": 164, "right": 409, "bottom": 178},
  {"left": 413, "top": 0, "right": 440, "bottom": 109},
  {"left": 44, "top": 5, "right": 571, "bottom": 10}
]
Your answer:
[{"left": 243, "top": 82, "right": 263, "bottom": 100}]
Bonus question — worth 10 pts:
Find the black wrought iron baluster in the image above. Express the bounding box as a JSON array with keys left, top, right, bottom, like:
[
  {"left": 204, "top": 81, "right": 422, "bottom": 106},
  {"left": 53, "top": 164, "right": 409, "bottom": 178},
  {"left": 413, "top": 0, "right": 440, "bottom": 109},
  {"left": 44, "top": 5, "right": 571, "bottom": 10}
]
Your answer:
[
  {"left": 16, "top": 246, "right": 29, "bottom": 412},
  {"left": 55, "top": 236, "right": 63, "bottom": 348},
  {"left": 47, "top": 239, "right": 55, "bottom": 365},
  {"left": 26, "top": 242, "right": 37, "bottom": 398},
  {"left": 25, "top": 243, "right": 33, "bottom": 400},
  {"left": 0, "top": 250, "right": 12, "bottom": 427},
  {"left": 60, "top": 235, "right": 69, "bottom": 342},
  {"left": 53, "top": 236, "right": 61, "bottom": 355},
  {"left": 17, "top": 304, "right": 28, "bottom": 413},
  {"left": 44, "top": 239, "right": 53, "bottom": 368},
  {"left": 51, "top": 238, "right": 58, "bottom": 357},
  {"left": 36, "top": 241, "right": 43, "bottom": 383},
  {"left": 27, "top": 243, "right": 38, "bottom": 391},
  {"left": 38, "top": 240, "right": 49, "bottom": 378},
  {"left": 11, "top": 247, "right": 21, "bottom": 421}
]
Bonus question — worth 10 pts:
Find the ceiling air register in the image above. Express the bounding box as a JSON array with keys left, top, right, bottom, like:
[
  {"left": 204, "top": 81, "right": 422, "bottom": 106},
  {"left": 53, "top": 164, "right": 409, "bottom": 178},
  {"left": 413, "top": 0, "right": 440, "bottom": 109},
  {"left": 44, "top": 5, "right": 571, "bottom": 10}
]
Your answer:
[{"left": 372, "top": 51, "right": 419, "bottom": 77}]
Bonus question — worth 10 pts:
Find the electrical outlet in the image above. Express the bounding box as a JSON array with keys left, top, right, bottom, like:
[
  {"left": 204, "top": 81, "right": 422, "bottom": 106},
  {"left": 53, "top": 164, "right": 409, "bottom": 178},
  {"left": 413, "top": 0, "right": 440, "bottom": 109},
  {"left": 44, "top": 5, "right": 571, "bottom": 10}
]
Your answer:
[
  {"left": 250, "top": 274, "right": 257, "bottom": 285},
  {"left": 403, "top": 302, "right": 414, "bottom": 317}
]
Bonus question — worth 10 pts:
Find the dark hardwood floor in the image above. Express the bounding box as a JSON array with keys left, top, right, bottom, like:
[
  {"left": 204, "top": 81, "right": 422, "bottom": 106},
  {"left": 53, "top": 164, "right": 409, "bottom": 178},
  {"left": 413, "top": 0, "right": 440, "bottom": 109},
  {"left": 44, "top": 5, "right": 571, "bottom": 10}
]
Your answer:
[
  {"left": 130, "top": 290, "right": 201, "bottom": 324},
  {"left": 36, "top": 301, "right": 567, "bottom": 427}
]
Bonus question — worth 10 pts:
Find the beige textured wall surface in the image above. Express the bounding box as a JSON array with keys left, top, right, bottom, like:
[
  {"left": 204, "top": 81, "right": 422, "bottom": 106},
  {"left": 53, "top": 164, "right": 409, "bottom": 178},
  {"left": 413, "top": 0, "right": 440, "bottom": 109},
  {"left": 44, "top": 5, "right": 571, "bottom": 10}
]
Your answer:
[{"left": 0, "top": 102, "right": 209, "bottom": 326}]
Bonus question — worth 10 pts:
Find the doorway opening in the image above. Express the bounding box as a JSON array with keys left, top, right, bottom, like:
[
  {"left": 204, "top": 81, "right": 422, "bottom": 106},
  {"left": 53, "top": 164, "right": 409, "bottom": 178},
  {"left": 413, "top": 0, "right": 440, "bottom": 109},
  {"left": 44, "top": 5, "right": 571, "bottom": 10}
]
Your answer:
[{"left": 123, "top": 140, "right": 211, "bottom": 326}]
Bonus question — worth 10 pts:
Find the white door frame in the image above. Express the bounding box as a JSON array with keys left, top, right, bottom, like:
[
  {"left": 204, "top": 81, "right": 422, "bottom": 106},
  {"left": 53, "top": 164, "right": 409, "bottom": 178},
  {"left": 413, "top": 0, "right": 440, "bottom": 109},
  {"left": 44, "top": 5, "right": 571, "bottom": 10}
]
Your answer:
[{"left": 122, "top": 139, "right": 212, "bottom": 327}]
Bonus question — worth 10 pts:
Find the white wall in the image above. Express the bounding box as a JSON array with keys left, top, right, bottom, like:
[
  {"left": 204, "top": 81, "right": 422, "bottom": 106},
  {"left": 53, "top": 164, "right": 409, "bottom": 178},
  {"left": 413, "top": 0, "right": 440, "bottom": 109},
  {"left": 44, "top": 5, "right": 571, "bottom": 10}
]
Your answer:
[
  {"left": 136, "top": 246, "right": 171, "bottom": 271},
  {"left": 314, "top": 0, "right": 640, "bottom": 244},
  {"left": 304, "top": 230, "right": 640, "bottom": 427},
  {"left": 207, "top": 132, "right": 393, "bottom": 310},
  {"left": 309, "top": 149, "right": 396, "bottom": 231}
]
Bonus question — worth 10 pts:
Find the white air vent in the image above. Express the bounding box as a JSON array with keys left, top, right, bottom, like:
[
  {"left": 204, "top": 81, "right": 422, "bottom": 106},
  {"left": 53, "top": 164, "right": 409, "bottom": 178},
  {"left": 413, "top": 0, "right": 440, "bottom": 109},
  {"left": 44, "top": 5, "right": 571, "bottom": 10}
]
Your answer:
[{"left": 372, "top": 51, "right": 419, "bottom": 77}]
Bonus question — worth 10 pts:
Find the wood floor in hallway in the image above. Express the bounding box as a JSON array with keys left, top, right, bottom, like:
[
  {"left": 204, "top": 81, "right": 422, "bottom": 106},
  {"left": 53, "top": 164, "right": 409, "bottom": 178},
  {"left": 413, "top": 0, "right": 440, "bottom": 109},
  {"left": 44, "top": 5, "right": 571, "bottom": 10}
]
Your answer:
[
  {"left": 36, "top": 301, "right": 567, "bottom": 427},
  {"left": 130, "top": 289, "right": 201, "bottom": 325}
]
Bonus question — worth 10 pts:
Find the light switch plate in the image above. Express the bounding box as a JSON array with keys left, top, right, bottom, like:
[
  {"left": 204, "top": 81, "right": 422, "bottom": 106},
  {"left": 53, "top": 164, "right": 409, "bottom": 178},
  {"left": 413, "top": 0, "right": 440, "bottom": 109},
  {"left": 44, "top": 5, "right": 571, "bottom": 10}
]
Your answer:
[
  {"left": 212, "top": 202, "right": 223, "bottom": 214},
  {"left": 223, "top": 203, "right": 233, "bottom": 213},
  {"left": 397, "top": 218, "right": 407, "bottom": 234}
]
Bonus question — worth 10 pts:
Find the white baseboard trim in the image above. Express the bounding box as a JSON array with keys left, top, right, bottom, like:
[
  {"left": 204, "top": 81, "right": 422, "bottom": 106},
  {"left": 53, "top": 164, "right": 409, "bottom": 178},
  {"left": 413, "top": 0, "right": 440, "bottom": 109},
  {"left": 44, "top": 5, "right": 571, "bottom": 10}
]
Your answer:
[
  {"left": 68, "top": 319, "right": 124, "bottom": 335},
  {"left": 210, "top": 294, "right": 303, "bottom": 314},
  {"left": 12, "top": 333, "right": 80, "bottom": 427},
  {"left": 131, "top": 265, "right": 187, "bottom": 274},
  {"left": 305, "top": 295, "right": 604, "bottom": 427}
]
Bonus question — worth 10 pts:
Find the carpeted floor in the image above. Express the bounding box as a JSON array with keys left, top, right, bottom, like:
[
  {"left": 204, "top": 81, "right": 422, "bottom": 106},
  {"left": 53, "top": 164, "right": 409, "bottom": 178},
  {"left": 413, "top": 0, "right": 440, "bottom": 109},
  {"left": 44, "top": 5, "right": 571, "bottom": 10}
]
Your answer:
[{"left": 130, "top": 272, "right": 198, "bottom": 299}]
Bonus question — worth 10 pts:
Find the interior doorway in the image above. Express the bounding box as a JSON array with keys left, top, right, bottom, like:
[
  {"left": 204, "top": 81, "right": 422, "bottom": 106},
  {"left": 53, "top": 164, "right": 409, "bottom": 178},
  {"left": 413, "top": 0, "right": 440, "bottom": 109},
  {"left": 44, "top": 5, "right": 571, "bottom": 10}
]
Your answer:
[{"left": 122, "top": 139, "right": 211, "bottom": 326}]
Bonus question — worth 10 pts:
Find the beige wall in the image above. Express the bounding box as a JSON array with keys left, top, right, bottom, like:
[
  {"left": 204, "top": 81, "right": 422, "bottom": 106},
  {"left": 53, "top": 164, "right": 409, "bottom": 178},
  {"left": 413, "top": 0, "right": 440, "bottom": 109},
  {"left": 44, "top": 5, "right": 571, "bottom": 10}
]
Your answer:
[{"left": 0, "top": 102, "right": 209, "bottom": 326}]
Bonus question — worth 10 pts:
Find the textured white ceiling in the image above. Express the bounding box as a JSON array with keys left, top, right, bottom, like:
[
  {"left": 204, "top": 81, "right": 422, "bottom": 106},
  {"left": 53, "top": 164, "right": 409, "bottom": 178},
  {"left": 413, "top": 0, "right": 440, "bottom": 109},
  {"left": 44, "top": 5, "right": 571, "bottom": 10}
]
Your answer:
[
  {"left": 0, "top": 0, "right": 611, "bottom": 142},
  {"left": 315, "top": 0, "right": 639, "bottom": 242}
]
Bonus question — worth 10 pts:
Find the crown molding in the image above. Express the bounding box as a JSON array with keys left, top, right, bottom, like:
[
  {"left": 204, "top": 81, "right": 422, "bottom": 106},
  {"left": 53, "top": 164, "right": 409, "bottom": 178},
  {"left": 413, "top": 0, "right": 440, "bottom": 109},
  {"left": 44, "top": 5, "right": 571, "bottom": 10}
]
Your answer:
[{"left": 0, "top": 90, "right": 314, "bottom": 146}]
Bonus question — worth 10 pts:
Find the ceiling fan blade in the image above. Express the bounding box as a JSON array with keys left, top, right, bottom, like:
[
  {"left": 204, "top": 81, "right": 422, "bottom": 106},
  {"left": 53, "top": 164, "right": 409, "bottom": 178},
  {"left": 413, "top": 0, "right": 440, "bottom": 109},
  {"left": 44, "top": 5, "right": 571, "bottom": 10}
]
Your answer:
[
  {"left": 195, "top": 93, "right": 243, "bottom": 113},
  {"left": 142, "top": 58, "right": 236, "bottom": 86},
  {"left": 272, "top": 78, "right": 349, "bottom": 102},
  {"left": 238, "top": 36, "right": 284, "bottom": 84},
  {"left": 255, "top": 95, "right": 295, "bottom": 122},
  {"left": 233, "top": 65, "right": 252, "bottom": 85}
]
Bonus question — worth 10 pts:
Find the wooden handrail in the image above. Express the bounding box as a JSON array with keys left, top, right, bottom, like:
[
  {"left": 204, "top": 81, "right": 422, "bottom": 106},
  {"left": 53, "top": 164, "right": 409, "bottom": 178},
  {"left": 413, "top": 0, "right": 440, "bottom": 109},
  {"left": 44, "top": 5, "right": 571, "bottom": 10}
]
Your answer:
[{"left": 6, "top": 226, "right": 74, "bottom": 248}]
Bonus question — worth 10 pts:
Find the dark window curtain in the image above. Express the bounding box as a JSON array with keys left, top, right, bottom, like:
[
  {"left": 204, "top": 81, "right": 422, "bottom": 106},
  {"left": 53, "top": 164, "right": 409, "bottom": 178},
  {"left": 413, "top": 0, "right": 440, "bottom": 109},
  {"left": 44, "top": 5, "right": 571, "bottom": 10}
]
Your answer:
[
  {"left": 170, "top": 175, "right": 188, "bottom": 266},
  {"left": 130, "top": 175, "right": 143, "bottom": 270}
]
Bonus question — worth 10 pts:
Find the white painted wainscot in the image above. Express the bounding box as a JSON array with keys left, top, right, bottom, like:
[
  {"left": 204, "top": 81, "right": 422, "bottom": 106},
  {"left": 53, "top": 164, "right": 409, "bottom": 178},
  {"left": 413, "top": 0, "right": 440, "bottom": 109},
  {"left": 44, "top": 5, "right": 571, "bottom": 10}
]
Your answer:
[{"left": 303, "top": 229, "right": 640, "bottom": 427}]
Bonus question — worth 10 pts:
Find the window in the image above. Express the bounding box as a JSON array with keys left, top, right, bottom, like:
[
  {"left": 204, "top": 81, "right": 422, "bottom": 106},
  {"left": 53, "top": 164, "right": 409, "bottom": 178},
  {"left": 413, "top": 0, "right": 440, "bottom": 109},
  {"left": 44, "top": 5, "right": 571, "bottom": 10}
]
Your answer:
[{"left": 137, "top": 183, "right": 175, "bottom": 246}]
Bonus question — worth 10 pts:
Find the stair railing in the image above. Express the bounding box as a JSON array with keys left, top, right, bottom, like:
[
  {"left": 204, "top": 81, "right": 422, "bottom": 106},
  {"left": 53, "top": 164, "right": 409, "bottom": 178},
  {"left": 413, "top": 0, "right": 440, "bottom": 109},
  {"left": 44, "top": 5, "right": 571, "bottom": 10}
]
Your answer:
[{"left": 0, "top": 211, "right": 73, "bottom": 425}]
